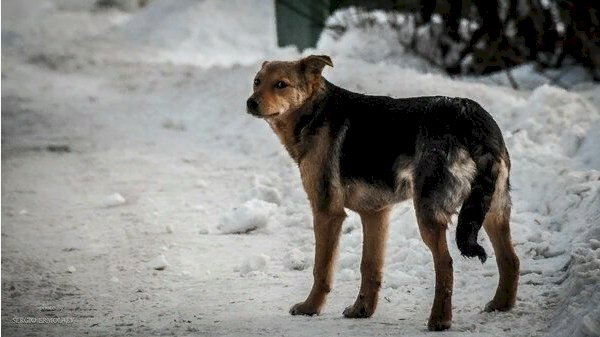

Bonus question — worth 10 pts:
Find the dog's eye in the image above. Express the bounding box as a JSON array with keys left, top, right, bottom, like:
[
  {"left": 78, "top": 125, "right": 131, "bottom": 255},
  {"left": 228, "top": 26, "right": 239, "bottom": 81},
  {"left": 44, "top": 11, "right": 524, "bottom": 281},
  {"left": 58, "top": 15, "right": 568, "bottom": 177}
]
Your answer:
[
  {"left": 274, "top": 81, "right": 288, "bottom": 89},
  {"left": 253, "top": 78, "right": 260, "bottom": 86}
]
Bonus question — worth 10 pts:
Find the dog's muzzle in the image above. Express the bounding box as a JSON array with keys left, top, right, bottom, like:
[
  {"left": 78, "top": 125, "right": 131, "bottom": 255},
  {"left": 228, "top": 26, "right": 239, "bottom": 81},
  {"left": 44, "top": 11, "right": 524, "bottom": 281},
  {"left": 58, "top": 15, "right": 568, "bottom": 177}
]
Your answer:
[{"left": 246, "top": 98, "right": 261, "bottom": 117}]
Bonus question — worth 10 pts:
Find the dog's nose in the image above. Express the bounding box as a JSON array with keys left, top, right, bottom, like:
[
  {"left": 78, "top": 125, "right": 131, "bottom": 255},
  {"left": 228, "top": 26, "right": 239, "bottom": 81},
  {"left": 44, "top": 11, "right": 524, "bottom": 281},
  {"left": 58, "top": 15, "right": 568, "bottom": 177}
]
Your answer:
[{"left": 246, "top": 98, "right": 258, "bottom": 111}]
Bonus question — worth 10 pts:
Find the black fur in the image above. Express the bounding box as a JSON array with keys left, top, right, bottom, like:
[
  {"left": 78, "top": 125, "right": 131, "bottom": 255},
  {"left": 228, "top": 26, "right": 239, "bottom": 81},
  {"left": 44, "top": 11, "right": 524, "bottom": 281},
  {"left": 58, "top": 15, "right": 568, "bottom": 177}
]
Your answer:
[
  {"left": 456, "top": 154, "right": 496, "bottom": 263},
  {"left": 291, "top": 80, "right": 508, "bottom": 259}
]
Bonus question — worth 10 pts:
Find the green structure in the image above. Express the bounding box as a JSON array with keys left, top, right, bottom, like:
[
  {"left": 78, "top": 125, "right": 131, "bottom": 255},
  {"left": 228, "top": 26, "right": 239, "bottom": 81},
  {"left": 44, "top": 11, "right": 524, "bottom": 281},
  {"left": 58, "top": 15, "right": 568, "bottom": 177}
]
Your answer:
[
  {"left": 274, "top": 0, "right": 417, "bottom": 51},
  {"left": 275, "top": 0, "right": 331, "bottom": 51}
]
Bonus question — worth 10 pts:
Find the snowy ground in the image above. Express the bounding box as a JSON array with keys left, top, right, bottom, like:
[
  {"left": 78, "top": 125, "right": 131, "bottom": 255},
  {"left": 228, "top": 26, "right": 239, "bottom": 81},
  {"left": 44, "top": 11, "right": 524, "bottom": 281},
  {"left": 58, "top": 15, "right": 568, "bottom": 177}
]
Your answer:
[{"left": 2, "top": 1, "right": 600, "bottom": 336}]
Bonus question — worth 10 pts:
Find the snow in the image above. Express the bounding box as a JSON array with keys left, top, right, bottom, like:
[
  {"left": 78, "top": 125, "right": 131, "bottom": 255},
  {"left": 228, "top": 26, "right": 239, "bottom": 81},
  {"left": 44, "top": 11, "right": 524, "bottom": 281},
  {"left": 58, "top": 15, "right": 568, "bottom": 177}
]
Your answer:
[
  {"left": 101, "top": 192, "right": 127, "bottom": 208},
  {"left": 283, "top": 248, "right": 309, "bottom": 271},
  {"left": 217, "top": 199, "right": 278, "bottom": 234},
  {"left": 316, "top": 10, "right": 436, "bottom": 73},
  {"left": 2, "top": 1, "right": 599, "bottom": 336},
  {"left": 112, "top": 0, "right": 280, "bottom": 67},
  {"left": 235, "top": 254, "right": 270, "bottom": 276},
  {"left": 147, "top": 254, "right": 169, "bottom": 271}
]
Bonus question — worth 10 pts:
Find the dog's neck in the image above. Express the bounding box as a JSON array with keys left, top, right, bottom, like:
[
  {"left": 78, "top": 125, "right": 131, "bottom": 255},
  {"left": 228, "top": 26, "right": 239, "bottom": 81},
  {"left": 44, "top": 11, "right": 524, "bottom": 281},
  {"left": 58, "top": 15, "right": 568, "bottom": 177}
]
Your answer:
[{"left": 267, "top": 79, "right": 331, "bottom": 163}]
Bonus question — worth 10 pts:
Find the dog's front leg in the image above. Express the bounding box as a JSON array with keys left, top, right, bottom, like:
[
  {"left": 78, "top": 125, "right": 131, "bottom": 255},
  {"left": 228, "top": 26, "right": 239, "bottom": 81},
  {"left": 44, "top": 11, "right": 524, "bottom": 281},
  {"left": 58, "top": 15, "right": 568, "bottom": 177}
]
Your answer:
[
  {"left": 343, "top": 208, "right": 390, "bottom": 318},
  {"left": 290, "top": 210, "right": 345, "bottom": 316}
]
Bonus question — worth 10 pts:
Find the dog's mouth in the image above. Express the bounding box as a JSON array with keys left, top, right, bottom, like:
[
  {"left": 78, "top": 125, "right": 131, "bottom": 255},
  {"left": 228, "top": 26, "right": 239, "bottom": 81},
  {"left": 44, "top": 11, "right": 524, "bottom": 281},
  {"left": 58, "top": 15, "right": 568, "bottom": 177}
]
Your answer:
[
  {"left": 262, "top": 112, "right": 280, "bottom": 119},
  {"left": 246, "top": 108, "right": 279, "bottom": 119},
  {"left": 246, "top": 107, "right": 263, "bottom": 118}
]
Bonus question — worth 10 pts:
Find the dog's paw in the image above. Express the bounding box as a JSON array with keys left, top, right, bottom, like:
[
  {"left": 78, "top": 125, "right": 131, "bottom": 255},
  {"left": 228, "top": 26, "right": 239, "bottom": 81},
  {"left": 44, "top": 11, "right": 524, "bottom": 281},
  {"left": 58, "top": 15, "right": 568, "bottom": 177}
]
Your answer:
[
  {"left": 427, "top": 318, "right": 451, "bottom": 331},
  {"left": 289, "top": 302, "right": 319, "bottom": 316},
  {"left": 483, "top": 299, "right": 514, "bottom": 312},
  {"left": 342, "top": 301, "right": 373, "bottom": 318}
]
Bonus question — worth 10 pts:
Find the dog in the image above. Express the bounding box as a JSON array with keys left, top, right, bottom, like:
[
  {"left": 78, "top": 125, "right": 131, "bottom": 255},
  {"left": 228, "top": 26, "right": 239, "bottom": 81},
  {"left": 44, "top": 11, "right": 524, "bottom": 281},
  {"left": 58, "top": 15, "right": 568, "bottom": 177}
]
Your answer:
[{"left": 246, "top": 55, "right": 520, "bottom": 331}]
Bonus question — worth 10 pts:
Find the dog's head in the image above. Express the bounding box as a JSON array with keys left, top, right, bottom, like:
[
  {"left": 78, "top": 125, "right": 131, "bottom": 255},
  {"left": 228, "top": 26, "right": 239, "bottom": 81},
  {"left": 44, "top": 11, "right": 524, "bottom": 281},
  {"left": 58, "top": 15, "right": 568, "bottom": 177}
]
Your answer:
[{"left": 246, "top": 55, "right": 333, "bottom": 118}]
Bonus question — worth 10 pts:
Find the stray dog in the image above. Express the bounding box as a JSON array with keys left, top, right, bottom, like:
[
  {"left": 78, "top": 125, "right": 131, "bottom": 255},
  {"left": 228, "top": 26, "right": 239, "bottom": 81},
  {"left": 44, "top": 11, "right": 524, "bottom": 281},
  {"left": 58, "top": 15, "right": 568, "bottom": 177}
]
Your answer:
[{"left": 246, "top": 55, "right": 520, "bottom": 331}]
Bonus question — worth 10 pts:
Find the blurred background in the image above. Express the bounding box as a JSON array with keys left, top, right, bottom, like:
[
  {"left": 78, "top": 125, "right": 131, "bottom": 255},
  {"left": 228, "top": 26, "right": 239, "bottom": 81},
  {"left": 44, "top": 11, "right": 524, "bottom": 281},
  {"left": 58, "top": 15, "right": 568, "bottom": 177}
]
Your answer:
[{"left": 276, "top": 0, "right": 600, "bottom": 87}]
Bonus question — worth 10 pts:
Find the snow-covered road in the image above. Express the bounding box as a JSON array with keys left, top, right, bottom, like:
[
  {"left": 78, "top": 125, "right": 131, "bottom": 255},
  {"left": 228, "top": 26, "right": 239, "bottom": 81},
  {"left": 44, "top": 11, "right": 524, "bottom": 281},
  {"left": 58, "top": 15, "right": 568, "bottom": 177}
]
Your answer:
[{"left": 2, "top": 1, "right": 599, "bottom": 336}]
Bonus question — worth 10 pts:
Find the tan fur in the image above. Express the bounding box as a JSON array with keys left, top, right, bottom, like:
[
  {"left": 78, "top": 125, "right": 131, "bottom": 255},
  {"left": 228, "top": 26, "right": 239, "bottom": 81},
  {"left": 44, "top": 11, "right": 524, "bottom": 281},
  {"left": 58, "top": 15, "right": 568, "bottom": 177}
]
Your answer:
[
  {"left": 344, "top": 182, "right": 399, "bottom": 212},
  {"left": 343, "top": 208, "right": 390, "bottom": 318},
  {"left": 482, "top": 159, "right": 519, "bottom": 312},
  {"left": 486, "top": 159, "right": 511, "bottom": 221},
  {"left": 288, "top": 105, "right": 346, "bottom": 316},
  {"left": 298, "top": 127, "right": 344, "bottom": 212},
  {"left": 251, "top": 61, "right": 311, "bottom": 117},
  {"left": 256, "top": 56, "right": 347, "bottom": 317},
  {"left": 290, "top": 210, "right": 345, "bottom": 315},
  {"left": 431, "top": 148, "right": 478, "bottom": 224},
  {"left": 447, "top": 149, "right": 477, "bottom": 208},
  {"left": 249, "top": 56, "right": 331, "bottom": 118},
  {"left": 345, "top": 164, "right": 414, "bottom": 212},
  {"left": 394, "top": 165, "right": 414, "bottom": 199},
  {"left": 416, "top": 213, "right": 453, "bottom": 331}
]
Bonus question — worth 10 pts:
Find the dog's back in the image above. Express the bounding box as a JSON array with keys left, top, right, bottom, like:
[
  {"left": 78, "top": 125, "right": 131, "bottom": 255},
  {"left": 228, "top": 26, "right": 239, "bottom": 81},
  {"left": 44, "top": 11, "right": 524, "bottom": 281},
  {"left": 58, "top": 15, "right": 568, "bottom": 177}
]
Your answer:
[{"left": 304, "top": 81, "right": 510, "bottom": 261}]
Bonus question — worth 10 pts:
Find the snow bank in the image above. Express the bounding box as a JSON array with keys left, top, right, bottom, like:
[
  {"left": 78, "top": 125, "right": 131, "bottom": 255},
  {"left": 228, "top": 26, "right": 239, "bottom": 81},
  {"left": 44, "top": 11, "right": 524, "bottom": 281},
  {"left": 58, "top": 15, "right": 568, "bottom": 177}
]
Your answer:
[
  {"left": 114, "top": 0, "right": 278, "bottom": 67},
  {"left": 547, "top": 227, "right": 600, "bottom": 337},
  {"left": 3, "top": 0, "right": 287, "bottom": 67},
  {"left": 316, "top": 9, "right": 434, "bottom": 72},
  {"left": 2, "top": 0, "right": 130, "bottom": 50},
  {"left": 576, "top": 120, "right": 600, "bottom": 169}
]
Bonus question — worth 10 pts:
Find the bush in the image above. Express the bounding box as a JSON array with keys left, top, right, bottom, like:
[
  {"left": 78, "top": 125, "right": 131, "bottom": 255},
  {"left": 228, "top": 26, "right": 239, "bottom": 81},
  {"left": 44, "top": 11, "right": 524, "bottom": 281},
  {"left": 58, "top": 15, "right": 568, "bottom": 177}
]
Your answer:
[{"left": 327, "top": 0, "right": 600, "bottom": 84}]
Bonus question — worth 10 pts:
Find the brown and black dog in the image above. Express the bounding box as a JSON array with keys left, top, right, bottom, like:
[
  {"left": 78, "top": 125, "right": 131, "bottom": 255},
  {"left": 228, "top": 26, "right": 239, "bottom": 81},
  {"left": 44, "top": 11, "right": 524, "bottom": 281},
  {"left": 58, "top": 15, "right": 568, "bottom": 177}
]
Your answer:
[{"left": 246, "top": 55, "right": 520, "bottom": 331}]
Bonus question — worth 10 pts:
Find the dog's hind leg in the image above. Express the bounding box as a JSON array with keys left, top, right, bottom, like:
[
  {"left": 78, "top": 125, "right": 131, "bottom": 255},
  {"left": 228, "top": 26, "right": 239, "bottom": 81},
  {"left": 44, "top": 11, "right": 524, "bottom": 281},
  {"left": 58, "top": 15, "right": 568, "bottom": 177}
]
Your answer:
[
  {"left": 415, "top": 208, "right": 453, "bottom": 331},
  {"left": 413, "top": 148, "right": 454, "bottom": 331},
  {"left": 290, "top": 210, "right": 346, "bottom": 316},
  {"left": 482, "top": 160, "right": 519, "bottom": 312},
  {"left": 343, "top": 207, "right": 391, "bottom": 318}
]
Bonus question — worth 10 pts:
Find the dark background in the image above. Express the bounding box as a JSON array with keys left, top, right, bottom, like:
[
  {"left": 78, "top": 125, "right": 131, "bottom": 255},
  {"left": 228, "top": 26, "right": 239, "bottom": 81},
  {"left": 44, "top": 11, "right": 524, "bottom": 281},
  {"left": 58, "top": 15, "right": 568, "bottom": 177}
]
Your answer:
[{"left": 275, "top": 0, "right": 600, "bottom": 81}]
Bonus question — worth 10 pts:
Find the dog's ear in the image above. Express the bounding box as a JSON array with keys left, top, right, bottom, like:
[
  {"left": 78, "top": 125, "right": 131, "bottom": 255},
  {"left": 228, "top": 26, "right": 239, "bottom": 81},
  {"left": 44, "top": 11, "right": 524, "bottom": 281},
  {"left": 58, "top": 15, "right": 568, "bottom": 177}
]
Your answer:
[
  {"left": 299, "top": 55, "right": 333, "bottom": 76},
  {"left": 261, "top": 61, "right": 269, "bottom": 68}
]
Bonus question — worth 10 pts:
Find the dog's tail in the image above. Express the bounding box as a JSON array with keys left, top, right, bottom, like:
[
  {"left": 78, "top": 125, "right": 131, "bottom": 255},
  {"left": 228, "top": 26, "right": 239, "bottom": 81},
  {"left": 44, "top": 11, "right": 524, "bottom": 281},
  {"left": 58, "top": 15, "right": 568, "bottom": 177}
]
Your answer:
[{"left": 456, "top": 152, "right": 511, "bottom": 264}]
